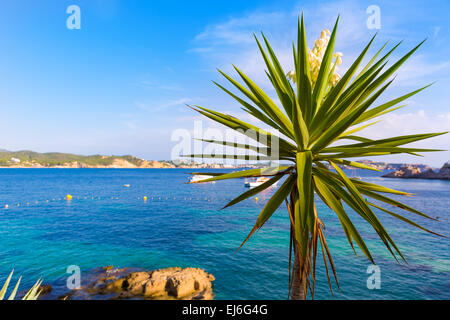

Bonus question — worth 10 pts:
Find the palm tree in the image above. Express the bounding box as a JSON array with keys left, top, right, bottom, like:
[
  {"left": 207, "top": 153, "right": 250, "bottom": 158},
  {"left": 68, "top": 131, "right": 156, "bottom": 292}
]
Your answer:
[{"left": 185, "top": 15, "right": 447, "bottom": 300}]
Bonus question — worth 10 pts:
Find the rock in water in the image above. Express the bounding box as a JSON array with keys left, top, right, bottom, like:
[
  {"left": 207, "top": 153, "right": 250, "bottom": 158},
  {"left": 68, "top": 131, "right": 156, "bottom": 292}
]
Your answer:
[
  {"left": 382, "top": 162, "right": 450, "bottom": 180},
  {"left": 62, "top": 267, "right": 215, "bottom": 300},
  {"left": 438, "top": 162, "right": 450, "bottom": 179},
  {"left": 38, "top": 284, "right": 53, "bottom": 296}
]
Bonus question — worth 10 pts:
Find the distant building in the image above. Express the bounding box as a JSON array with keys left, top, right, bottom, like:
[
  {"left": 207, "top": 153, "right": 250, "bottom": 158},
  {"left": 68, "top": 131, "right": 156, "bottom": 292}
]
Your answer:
[{"left": 10, "top": 157, "right": 21, "bottom": 163}]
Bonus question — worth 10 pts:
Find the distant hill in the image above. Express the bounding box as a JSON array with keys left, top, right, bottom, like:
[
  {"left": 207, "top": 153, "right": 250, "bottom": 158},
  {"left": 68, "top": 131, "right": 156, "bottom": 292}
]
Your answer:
[
  {"left": 0, "top": 149, "right": 241, "bottom": 169},
  {"left": 0, "top": 150, "right": 161, "bottom": 168}
]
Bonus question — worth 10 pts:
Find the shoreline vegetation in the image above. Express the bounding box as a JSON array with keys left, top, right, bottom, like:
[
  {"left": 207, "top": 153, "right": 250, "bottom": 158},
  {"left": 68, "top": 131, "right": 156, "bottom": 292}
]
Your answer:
[{"left": 0, "top": 149, "right": 245, "bottom": 169}]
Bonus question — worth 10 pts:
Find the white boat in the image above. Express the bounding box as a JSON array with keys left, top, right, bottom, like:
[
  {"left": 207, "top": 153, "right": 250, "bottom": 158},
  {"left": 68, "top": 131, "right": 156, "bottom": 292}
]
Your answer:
[
  {"left": 189, "top": 175, "right": 215, "bottom": 183},
  {"left": 245, "top": 177, "right": 278, "bottom": 188}
]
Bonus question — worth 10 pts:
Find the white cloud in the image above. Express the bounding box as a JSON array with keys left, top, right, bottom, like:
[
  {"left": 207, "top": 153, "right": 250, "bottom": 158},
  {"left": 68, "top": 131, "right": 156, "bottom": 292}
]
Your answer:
[
  {"left": 395, "top": 54, "right": 450, "bottom": 87},
  {"left": 357, "top": 110, "right": 450, "bottom": 166}
]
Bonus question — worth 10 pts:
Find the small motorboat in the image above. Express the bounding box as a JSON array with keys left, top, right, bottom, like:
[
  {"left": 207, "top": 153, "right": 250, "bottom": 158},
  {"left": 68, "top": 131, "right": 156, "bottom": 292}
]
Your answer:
[
  {"left": 245, "top": 177, "right": 278, "bottom": 188},
  {"left": 189, "top": 175, "right": 215, "bottom": 183}
]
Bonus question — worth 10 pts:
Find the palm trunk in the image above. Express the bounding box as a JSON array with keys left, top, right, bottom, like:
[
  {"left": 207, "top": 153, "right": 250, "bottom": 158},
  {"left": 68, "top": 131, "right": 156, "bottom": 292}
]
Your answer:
[{"left": 291, "top": 242, "right": 306, "bottom": 300}]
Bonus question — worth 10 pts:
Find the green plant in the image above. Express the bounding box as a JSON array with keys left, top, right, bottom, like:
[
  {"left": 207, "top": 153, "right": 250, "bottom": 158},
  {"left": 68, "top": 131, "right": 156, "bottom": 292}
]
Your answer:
[
  {"left": 185, "top": 15, "right": 447, "bottom": 299},
  {"left": 0, "top": 270, "right": 42, "bottom": 300}
]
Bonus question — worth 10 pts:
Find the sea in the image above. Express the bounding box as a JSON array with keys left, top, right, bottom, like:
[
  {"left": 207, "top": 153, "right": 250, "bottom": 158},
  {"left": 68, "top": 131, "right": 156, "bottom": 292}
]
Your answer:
[{"left": 0, "top": 168, "right": 448, "bottom": 300}]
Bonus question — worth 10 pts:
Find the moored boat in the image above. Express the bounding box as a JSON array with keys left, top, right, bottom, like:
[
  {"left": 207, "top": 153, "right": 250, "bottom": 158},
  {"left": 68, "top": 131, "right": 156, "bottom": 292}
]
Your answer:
[
  {"left": 245, "top": 177, "right": 278, "bottom": 188},
  {"left": 189, "top": 175, "right": 215, "bottom": 183}
]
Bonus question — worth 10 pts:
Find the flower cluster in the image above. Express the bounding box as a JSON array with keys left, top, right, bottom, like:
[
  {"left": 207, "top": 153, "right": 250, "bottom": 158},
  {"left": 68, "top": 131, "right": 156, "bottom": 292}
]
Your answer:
[{"left": 287, "top": 28, "right": 342, "bottom": 88}]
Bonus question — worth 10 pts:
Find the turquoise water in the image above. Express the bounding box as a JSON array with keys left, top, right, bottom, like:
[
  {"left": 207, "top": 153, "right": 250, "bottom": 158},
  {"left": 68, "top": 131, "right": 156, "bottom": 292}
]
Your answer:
[{"left": 0, "top": 168, "right": 448, "bottom": 300}]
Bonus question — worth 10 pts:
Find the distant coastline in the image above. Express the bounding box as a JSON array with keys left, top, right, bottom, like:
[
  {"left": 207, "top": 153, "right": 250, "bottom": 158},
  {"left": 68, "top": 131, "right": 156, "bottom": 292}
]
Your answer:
[
  {"left": 1, "top": 149, "right": 448, "bottom": 176},
  {"left": 382, "top": 162, "right": 450, "bottom": 180},
  {"left": 0, "top": 149, "right": 256, "bottom": 169}
]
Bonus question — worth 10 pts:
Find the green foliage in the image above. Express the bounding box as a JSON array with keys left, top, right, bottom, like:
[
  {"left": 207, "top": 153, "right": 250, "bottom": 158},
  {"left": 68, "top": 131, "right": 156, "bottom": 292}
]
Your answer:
[
  {"left": 0, "top": 150, "right": 145, "bottom": 167},
  {"left": 0, "top": 270, "right": 42, "bottom": 300},
  {"left": 186, "top": 15, "right": 447, "bottom": 298}
]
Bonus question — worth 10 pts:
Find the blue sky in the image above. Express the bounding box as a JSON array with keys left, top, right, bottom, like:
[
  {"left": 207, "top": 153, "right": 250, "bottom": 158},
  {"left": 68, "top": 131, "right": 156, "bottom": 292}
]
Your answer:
[{"left": 0, "top": 0, "right": 448, "bottom": 166}]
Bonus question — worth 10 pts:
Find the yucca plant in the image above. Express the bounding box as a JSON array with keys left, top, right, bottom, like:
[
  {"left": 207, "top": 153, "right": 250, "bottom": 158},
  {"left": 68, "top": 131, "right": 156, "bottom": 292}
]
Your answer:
[
  {"left": 0, "top": 270, "right": 42, "bottom": 300},
  {"left": 185, "top": 15, "right": 446, "bottom": 300}
]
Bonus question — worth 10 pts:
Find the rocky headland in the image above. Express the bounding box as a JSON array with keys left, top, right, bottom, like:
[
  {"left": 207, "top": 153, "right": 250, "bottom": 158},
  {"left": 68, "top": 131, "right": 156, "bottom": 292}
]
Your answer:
[
  {"left": 0, "top": 149, "right": 252, "bottom": 169},
  {"left": 382, "top": 162, "right": 450, "bottom": 180}
]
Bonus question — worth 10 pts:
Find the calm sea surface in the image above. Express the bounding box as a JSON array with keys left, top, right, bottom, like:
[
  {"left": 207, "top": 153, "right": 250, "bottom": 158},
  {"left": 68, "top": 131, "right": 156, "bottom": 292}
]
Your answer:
[{"left": 0, "top": 168, "right": 448, "bottom": 300}]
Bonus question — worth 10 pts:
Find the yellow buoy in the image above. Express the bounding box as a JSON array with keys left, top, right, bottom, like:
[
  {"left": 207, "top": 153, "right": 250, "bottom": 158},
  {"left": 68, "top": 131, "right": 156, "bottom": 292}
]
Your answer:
[
  {"left": 143, "top": 196, "right": 148, "bottom": 201},
  {"left": 255, "top": 197, "right": 259, "bottom": 202},
  {"left": 66, "top": 194, "right": 73, "bottom": 200}
]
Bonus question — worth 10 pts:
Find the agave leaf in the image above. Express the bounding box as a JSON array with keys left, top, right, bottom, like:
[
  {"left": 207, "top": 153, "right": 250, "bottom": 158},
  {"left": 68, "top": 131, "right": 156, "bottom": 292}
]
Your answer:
[
  {"left": 354, "top": 40, "right": 389, "bottom": 81},
  {"left": 312, "top": 79, "right": 393, "bottom": 152},
  {"left": 233, "top": 65, "right": 295, "bottom": 139},
  {"left": 217, "top": 69, "right": 261, "bottom": 108},
  {"left": 330, "top": 162, "right": 406, "bottom": 261},
  {"left": 344, "top": 41, "right": 401, "bottom": 98},
  {"left": 338, "top": 120, "right": 382, "bottom": 139},
  {"left": 296, "top": 14, "right": 312, "bottom": 122},
  {"left": 296, "top": 151, "right": 314, "bottom": 233},
  {"left": 337, "top": 135, "right": 373, "bottom": 143},
  {"left": 195, "top": 138, "right": 269, "bottom": 155},
  {"left": 318, "top": 147, "right": 444, "bottom": 159},
  {"left": 325, "top": 158, "right": 380, "bottom": 171},
  {"left": 7, "top": 276, "right": 21, "bottom": 300},
  {"left": 368, "top": 202, "right": 444, "bottom": 237},
  {"left": 354, "top": 105, "right": 406, "bottom": 126},
  {"left": 355, "top": 84, "right": 432, "bottom": 125},
  {"left": 237, "top": 175, "right": 295, "bottom": 250},
  {"left": 357, "top": 186, "right": 436, "bottom": 220},
  {"left": 314, "top": 176, "right": 374, "bottom": 263},
  {"left": 241, "top": 105, "right": 284, "bottom": 132},
  {"left": 189, "top": 167, "right": 290, "bottom": 183},
  {"left": 262, "top": 33, "right": 295, "bottom": 98},
  {"left": 325, "top": 132, "right": 448, "bottom": 151},
  {"left": 255, "top": 35, "right": 294, "bottom": 120},
  {"left": 315, "top": 166, "right": 403, "bottom": 261},
  {"left": 223, "top": 173, "right": 287, "bottom": 209},
  {"left": 311, "top": 61, "right": 387, "bottom": 141},
  {"left": 182, "top": 154, "right": 284, "bottom": 161},
  {"left": 292, "top": 94, "right": 310, "bottom": 150},
  {"left": 310, "top": 35, "right": 377, "bottom": 133},
  {"left": 189, "top": 105, "right": 296, "bottom": 152},
  {"left": 213, "top": 81, "right": 284, "bottom": 131},
  {"left": 22, "top": 279, "right": 42, "bottom": 300},
  {"left": 260, "top": 33, "right": 295, "bottom": 117},
  {"left": 337, "top": 41, "right": 401, "bottom": 110},
  {"left": 313, "top": 166, "right": 410, "bottom": 196},
  {"left": 354, "top": 40, "right": 426, "bottom": 107},
  {"left": 0, "top": 270, "right": 14, "bottom": 299}
]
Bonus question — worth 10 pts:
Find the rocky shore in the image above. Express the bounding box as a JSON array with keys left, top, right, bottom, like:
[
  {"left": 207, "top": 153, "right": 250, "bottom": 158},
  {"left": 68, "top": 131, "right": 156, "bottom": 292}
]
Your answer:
[
  {"left": 382, "top": 162, "right": 450, "bottom": 180},
  {"left": 56, "top": 266, "right": 215, "bottom": 300}
]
